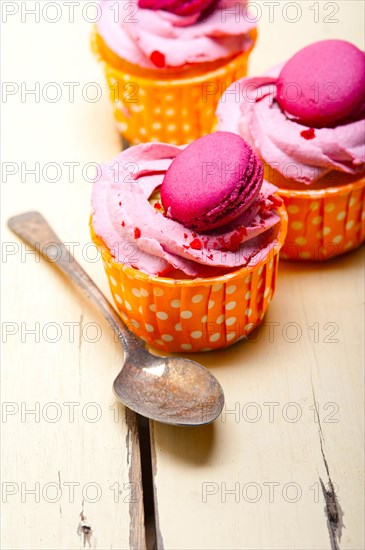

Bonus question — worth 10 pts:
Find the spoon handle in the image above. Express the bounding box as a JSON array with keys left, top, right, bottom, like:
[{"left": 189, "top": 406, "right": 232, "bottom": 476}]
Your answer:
[{"left": 8, "top": 211, "right": 143, "bottom": 353}]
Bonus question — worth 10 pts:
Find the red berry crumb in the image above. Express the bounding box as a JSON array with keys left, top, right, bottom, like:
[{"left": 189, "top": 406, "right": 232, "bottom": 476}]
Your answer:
[
  {"left": 192, "top": 232, "right": 197, "bottom": 238},
  {"left": 190, "top": 238, "right": 202, "bottom": 250},
  {"left": 154, "top": 202, "right": 162, "bottom": 210},
  {"left": 269, "top": 194, "right": 283, "bottom": 207},
  {"left": 222, "top": 227, "right": 248, "bottom": 252},
  {"left": 207, "top": 254, "right": 214, "bottom": 260},
  {"left": 183, "top": 233, "right": 188, "bottom": 239},
  {"left": 150, "top": 50, "right": 165, "bottom": 68},
  {"left": 300, "top": 128, "right": 316, "bottom": 140},
  {"left": 227, "top": 231, "right": 243, "bottom": 252},
  {"left": 134, "top": 227, "right": 141, "bottom": 239},
  {"left": 255, "top": 92, "right": 272, "bottom": 104},
  {"left": 119, "top": 201, "right": 122, "bottom": 206},
  {"left": 121, "top": 221, "right": 125, "bottom": 227}
]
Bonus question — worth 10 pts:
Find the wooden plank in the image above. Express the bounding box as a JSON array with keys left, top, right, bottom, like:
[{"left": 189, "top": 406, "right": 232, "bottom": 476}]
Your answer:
[
  {"left": 2, "top": 1, "right": 364, "bottom": 549},
  {"left": 150, "top": 248, "right": 364, "bottom": 550},
  {"left": 1, "top": 11, "right": 145, "bottom": 550},
  {"left": 249, "top": 0, "right": 364, "bottom": 74},
  {"left": 1, "top": 191, "right": 145, "bottom": 550},
  {"left": 150, "top": 4, "right": 365, "bottom": 548}
]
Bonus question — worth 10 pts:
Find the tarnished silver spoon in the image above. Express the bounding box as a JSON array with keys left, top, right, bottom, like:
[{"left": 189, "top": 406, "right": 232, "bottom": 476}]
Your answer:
[{"left": 8, "top": 212, "right": 224, "bottom": 426}]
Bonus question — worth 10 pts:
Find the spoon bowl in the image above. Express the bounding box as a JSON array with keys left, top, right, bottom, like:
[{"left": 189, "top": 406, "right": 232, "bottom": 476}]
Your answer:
[
  {"left": 8, "top": 211, "right": 225, "bottom": 426},
  {"left": 114, "top": 350, "right": 224, "bottom": 425}
]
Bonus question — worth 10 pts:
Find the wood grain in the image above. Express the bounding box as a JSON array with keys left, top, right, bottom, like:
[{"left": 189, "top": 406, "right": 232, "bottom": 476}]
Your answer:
[
  {"left": 1, "top": 10, "right": 145, "bottom": 550},
  {"left": 150, "top": 242, "right": 364, "bottom": 550},
  {"left": 2, "top": 1, "right": 364, "bottom": 549},
  {"left": 150, "top": 3, "right": 365, "bottom": 549},
  {"left": 2, "top": 210, "right": 146, "bottom": 549}
]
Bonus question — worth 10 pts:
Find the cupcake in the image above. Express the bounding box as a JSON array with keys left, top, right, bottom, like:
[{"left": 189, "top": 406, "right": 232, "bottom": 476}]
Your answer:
[
  {"left": 216, "top": 40, "right": 365, "bottom": 261},
  {"left": 92, "top": 0, "right": 257, "bottom": 145},
  {"left": 91, "top": 132, "right": 287, "bottom": 352}
]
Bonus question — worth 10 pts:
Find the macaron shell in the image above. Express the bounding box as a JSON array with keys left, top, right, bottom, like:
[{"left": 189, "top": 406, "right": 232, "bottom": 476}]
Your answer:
[
  {"left": 276, "top": 40, "right": 365, "bottom": 128},
  {"left": 161, "top": 132, "right": 264, "bottom": 231},
  {"left": 138, "top": 0, "right": 216, "bottom": 16}
]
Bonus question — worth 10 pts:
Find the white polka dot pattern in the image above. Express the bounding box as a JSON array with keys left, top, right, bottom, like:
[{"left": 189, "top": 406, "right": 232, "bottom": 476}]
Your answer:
[
  {"left": 98, "top": 28, "right": 255, "bottom": 146},
  {"left": 91, "top": 214, "right": 283, "bottom": 353},
  {"left": 280, "top": 178, "right": 365, "bottom": 261}
]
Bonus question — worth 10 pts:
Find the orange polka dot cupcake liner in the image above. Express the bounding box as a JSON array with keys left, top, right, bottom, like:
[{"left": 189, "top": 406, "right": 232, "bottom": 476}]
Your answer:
[
  {"left": 90, "top": 207, "right": 287, "bottom": 353},
  {"left": 91, "top": 28, "right": 256, "bottom": 145},
  {"left": 279, "top": 178, "right": 365, "bottom": 261}
]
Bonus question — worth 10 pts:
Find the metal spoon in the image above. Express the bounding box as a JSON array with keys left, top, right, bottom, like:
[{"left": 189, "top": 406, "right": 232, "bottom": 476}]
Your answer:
[{"left": 8, "top": 212, "right": 224, "bottom": 426}]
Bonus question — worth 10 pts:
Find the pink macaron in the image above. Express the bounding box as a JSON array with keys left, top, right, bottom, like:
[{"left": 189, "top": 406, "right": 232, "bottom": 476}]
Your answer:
[
  {"left": 161, "top": 132, "right": 264, "bottom": 232},
  {"left": 276, "top": 40, "right": 365, "bottom": 128},
  {"left": 138, "top": 0, "right": 217, "bottom": 16}
]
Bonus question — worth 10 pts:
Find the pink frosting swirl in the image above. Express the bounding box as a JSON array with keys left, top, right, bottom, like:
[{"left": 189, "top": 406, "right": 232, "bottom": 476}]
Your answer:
[
  {"left": 91, "top": 143, "right": 282, "bottom": 277},
  {"left": 97, "top": 0, "right": 256, "bottom": 69},
  {"left": 216, "top": 64, "right": 365, "bottom": 185}
]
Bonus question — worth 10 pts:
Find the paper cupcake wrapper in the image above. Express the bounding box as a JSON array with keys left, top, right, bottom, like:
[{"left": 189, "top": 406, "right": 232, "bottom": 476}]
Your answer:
[
  {"left": 90, "top": 206, "right": 287, "bottom": 353},
  {"left": 92, "top": 29, "right": 256, "bottom": 145},
  {"left": 279, "top": 178, "right": 365, "bottom": 261}
]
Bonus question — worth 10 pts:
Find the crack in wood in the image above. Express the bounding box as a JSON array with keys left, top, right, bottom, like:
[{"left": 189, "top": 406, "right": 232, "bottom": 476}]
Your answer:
[
  {"left": 311, "top": 379, "right": 344, "bottom": 550},
  {"left": 125, "top": 408, "right": 147, "bottom": 550},
  {"left": 149, "top": 422, "right": 164, "bottom": 550},
  {"left": 320, "top": 476, "right": 344, "bottom": 550},
  {"left": 77, "top": 500, "right": 93, "bottom": 548},
  {"left": 78, "top": 313, "right": 84, "bottom": 397},
  {"left": 137, "top": 416, "right": 160, "bottom": 550},
  {"left": 126, "top": 410, "right": 131, "bottom": 466}
]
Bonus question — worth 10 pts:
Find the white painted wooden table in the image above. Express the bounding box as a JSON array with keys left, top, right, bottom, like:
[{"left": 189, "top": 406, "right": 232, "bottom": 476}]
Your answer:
[{"left": 2, "top": 2, "right": 364, "bottom": 549}]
